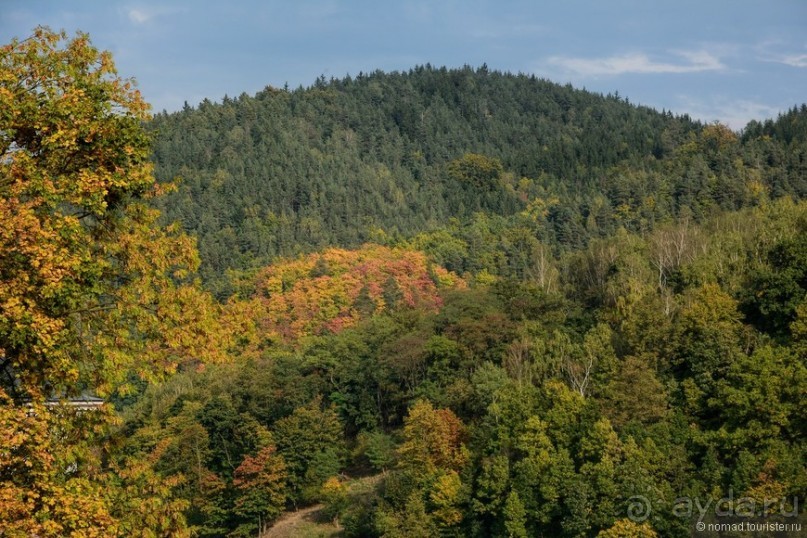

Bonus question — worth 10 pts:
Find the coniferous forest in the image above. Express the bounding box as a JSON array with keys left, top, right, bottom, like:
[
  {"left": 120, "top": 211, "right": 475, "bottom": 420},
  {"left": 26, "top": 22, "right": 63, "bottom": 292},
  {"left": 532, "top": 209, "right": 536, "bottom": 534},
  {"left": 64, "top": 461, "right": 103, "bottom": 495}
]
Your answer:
[{"left": 1, "top": 29, "right": 806, "bottom": 538}]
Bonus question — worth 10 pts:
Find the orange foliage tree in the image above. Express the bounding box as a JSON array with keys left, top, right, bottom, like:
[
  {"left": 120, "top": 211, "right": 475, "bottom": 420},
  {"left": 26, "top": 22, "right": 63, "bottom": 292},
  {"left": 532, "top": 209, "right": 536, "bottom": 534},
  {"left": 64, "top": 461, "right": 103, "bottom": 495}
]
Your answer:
[
  {"left": 231, "top": 444, "right": 288, "bottom": 537},
  {"left": 247, "top": 244, "right": 464, "bottom": 342},
  {"left": 398, "top": 400, "right": 469, "bottom": 480},
  {"left": 0, "top": 28, "right": 229, "bottom": 535}
]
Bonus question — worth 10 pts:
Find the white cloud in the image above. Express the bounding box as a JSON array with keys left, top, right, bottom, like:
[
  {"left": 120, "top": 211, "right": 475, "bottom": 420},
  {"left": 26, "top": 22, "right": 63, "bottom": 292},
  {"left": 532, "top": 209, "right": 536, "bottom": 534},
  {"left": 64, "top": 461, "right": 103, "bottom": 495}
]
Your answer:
[
  {"left": 296, "top": 0, "right": 340, "bottom": 21},
  {"left": 467, "top": 22, "right": 548, "bottom": 40},
  {"left": 125, "top": 5, "right": 187, "bottom": 26},
  {"left": 127, "top": 8, "right": 151, "bottom": 24},
  {"left": 675, "top": 95, "right": 782, "bottom": 131},
  {"left": 547, "top": 50, "right": 726, "bottom": 77},
  {"left": 753, "top": 39, "right": 807, "bottom": 68},
  {"left": 774, "top": 53, "right": 807, "bottom": 68}
]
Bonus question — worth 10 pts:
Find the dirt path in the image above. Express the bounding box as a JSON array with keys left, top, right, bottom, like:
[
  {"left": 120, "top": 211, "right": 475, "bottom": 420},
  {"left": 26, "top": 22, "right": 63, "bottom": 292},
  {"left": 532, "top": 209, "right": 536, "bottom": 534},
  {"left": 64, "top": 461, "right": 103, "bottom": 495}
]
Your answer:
[
  {"left": 261, "top": 474, "right": 383, "bottom": 537},
  {"left": 262, "top": 503, "right": 338, "bottom": 538}
]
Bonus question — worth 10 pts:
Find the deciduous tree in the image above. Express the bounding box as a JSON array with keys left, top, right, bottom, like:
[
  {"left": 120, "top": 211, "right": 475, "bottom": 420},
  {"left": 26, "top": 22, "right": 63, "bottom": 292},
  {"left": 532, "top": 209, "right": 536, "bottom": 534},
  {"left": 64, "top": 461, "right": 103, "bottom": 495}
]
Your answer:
[{"left": 0, "top": 28, "right": 223, "bottom": 535}]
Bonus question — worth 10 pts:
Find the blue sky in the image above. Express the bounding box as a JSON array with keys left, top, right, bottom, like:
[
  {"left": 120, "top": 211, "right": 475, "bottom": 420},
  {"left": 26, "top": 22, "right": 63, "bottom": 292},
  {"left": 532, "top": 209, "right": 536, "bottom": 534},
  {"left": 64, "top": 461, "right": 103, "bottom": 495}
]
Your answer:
[{"left": 2, "top": 0, "right": 805, "bottom": 129}]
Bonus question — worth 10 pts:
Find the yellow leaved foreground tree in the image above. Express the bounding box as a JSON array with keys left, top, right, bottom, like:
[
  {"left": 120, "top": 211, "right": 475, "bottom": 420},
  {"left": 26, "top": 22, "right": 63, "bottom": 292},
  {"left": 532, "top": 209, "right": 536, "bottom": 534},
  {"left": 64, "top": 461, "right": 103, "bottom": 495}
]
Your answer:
[{"left": 0, "top": 28, "right": 239, "bottom": 536}]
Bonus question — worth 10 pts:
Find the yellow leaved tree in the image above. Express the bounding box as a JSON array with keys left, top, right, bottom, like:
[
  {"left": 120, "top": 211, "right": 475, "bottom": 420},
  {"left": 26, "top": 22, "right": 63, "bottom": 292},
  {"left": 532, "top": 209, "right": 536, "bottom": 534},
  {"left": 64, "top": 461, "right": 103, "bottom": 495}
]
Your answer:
[{"left": 0, "top": 28, "right": 234, "bottom": 536}]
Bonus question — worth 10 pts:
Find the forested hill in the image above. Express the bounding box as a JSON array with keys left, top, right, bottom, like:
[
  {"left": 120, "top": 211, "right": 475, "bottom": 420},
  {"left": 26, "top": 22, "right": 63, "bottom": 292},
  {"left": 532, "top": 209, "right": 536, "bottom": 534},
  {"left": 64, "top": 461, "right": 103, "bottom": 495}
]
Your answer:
[
  {"left": 148, "top": 65, "right": 807, "bottom": 296},
  {"left": 8, "top": 30, "right": 807, "bottom": 538}
]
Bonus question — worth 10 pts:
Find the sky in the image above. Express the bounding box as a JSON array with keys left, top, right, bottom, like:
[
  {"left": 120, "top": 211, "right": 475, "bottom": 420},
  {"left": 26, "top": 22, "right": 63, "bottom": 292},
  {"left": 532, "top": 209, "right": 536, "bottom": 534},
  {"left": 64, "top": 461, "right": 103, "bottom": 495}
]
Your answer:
[{"left": 2, "top": 0, "right": 805, "bottom": 130}]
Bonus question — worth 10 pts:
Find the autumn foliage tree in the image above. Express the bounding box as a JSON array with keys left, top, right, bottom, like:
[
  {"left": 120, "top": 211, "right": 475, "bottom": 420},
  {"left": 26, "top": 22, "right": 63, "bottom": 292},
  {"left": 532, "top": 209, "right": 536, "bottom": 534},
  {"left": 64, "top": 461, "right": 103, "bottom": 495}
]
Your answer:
[
  {"left": 397, "top": 400, "right": 469, "bottom": 479},
  {"left": 377, "top": 400, "right": 469, "bottom": 535},
  {"left": 231, "top": 444, "right": 288, "bottom": 537},
  {"left": 0, "top": 28, "right": 225, "bottom": 535},
  {"left": 247, "top": 244, "right": 464, "bottom": 343}
]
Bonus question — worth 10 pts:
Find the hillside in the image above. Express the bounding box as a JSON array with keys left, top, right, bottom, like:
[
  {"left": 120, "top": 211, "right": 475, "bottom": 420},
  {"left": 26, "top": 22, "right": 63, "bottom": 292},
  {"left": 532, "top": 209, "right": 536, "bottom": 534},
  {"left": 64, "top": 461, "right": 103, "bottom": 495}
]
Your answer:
[
  {"left": 124, "top": 198, "right": 807, "bottom": 538},
  {"left": 6, "top": 29, "right": 807, "bottom": 538},
  {"left": 133, "top": 68, "right": 807, "bottom": 538},
  {"left": 148, "top": 66, "right": 807, "bottom": 296}
]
